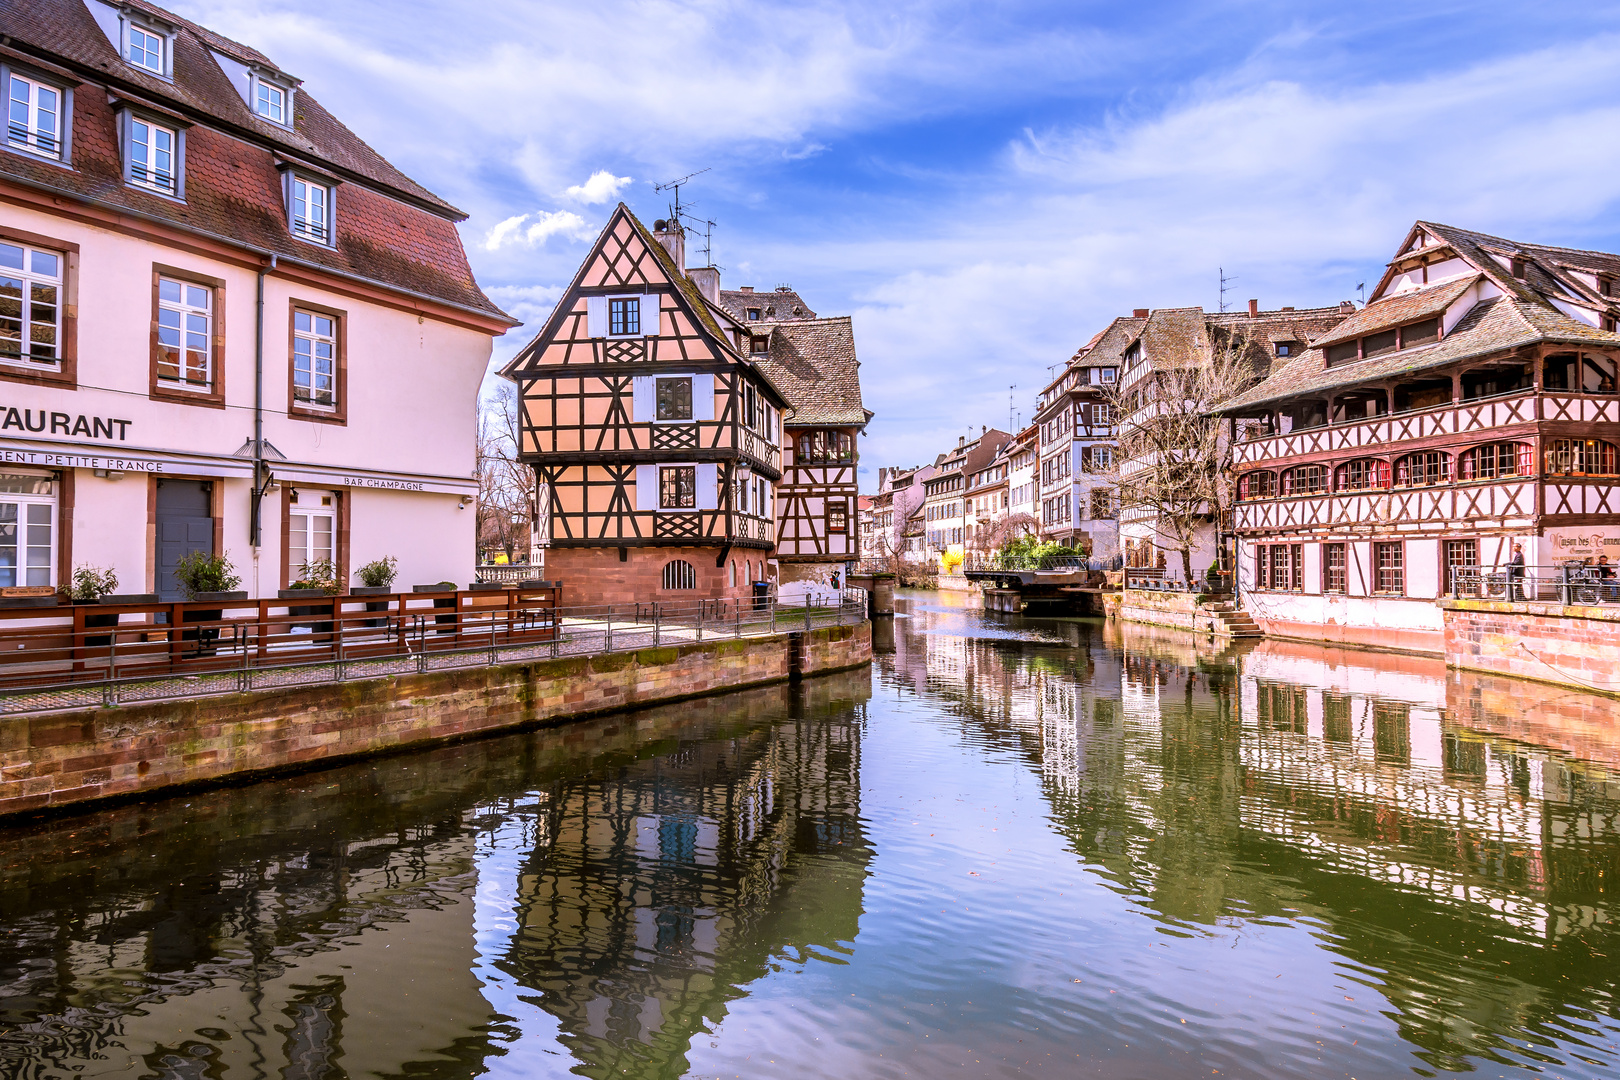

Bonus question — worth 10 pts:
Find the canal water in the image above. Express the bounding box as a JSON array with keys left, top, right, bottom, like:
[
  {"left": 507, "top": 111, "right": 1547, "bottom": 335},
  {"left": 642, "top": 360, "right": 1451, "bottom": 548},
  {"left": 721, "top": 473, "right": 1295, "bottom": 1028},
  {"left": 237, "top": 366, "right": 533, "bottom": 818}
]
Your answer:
[{"left": 1, "top": 591, "right": 1617, "bottom": 1079}]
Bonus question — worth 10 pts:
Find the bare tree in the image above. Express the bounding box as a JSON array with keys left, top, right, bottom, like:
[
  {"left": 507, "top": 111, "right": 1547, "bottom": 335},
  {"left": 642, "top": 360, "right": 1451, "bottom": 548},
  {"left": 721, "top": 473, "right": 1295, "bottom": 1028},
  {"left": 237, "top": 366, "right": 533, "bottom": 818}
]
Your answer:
[
  {"left": 476, "top": 382, "right": 537, "bottom": 564},
  {"left": 1101, "top": 325, "right": 1266, "bottom": 583},
  {"left": 966, "top": 510, "right": 1037, "bottom": 565}
]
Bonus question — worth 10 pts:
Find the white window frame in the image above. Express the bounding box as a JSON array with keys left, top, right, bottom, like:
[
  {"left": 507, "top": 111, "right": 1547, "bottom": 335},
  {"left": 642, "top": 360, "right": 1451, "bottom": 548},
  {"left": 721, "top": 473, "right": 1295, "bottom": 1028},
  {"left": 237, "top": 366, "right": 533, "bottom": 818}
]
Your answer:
[
  {"left": 293, "top": 309, "right": 337, "bottom": 409},
  {"left": 124, "top": 20, "right": 171, "bottom": 77},
  {"left": 288, "top": 488, "right": 337, "bottom": 577},
  {"left": 289, "top": 174, "right": 334, "bottom": 246},
  {"left": 254, "top": 77, "right": 288, "bottom": 125},
  {"left": 0, "top": 240, "right": 64, "bottom": 369},
  {"left": 0, "top": 473, "right": 57, "bottom": 589},
  {"left": 127, "top": 115, "right": 179, "bottom": 195},
  {"left": 6, "top": 71, "right": 65, "bottom": 161},
  {"left": 156, "top": 276, "right": 213, "bottom": 390}
]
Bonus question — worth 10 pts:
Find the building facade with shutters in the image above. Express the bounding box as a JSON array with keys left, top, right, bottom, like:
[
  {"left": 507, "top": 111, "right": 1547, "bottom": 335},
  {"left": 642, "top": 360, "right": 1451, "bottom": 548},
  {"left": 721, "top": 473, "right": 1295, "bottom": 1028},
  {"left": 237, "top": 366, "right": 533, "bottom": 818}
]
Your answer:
[
  {"left": 1223, "top": 222, "right": 1620, "bottom": 653},
  {"left": 1033, "top": 331, "right": 1124, "bottom": 560},
  {"left": 0, "top": 0, "right": 514, "bottom": 599},
  {"left": 503, "top": 205, "right": 791, "bottom": 604}
]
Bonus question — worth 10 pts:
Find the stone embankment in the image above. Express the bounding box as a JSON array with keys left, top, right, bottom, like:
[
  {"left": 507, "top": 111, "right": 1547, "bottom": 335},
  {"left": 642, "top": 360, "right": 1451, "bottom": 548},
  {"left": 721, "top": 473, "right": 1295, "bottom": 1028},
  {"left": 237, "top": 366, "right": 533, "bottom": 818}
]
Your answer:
[
  {"left": 1108, "top": 590, "right": 1261, "bottom": 639},
  {"left": 1442, "top": 598, "right": 1620, "bottom": 696},
  {"left": 0, "top": 623, "right": 871, "bottom": 819}
]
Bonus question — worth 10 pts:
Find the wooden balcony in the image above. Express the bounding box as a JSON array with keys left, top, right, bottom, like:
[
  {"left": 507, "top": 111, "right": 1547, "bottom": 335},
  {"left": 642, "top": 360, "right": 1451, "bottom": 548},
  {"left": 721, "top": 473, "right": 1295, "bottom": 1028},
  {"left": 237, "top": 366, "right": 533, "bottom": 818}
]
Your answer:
[
  {"left": 740, "top": 427, "right": 781, "bottom": 473},
  {"left": 1233, "top": 391, "right": 1620, "bottom": 467},
  {"left": 1234, "top": 479, "right": 1537, "bottom": 532}
]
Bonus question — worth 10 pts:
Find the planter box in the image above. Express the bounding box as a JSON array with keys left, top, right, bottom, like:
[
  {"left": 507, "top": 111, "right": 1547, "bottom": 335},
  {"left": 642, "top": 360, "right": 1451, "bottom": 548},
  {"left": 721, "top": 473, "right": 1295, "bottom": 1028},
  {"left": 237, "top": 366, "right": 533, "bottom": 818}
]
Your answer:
[
  {"left": 412, "top": 584, "right": 456, "bottom": 593},
  {"left": 191, "top": 591, "right": 248, "bottom": 603},
  {"left": 350, "top": 586, "right": 394, "bottom": 596},
  {"left": 277, "top": 588, "right": 330, "bottom": 600},
  {"left": 469, "top": 582, "right": 509, "bottom": 592},
  {"left": 0, "top": 595, "right": 57, "bottom": 608},
  {"left": 516, "top": 580, "right": 558, "bottom": 590},
  {"left": 99, "top": 593, "right": 158, "bottom": 604}
]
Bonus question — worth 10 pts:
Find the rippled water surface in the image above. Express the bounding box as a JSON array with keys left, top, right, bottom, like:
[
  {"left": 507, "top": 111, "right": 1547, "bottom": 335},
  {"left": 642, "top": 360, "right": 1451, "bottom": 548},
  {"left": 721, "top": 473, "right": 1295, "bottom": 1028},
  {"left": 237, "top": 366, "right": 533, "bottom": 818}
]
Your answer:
[{"left": 3, "top": 590, "right": 1619, "bottom": 1078}]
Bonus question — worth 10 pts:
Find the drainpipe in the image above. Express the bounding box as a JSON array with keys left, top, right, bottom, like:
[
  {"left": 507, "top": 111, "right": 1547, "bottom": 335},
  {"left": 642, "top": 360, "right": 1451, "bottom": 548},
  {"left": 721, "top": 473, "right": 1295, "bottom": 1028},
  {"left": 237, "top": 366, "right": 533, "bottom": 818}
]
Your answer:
[{"left": 250, "top": 255, "right": 277, "bottom": 547}]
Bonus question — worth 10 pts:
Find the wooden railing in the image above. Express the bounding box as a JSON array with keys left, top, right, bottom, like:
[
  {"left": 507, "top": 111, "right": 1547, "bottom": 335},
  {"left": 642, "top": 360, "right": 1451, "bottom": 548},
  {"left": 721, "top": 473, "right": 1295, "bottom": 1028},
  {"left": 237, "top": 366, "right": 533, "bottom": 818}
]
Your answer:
[{"left": 739, "top": 427, "right": 781, "bottom": 472}]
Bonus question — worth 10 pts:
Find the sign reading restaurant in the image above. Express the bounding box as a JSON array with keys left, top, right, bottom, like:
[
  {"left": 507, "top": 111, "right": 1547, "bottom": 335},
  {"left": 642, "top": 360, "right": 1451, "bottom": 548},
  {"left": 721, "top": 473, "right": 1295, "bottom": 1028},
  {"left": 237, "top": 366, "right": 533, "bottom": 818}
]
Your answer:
[{"left": 0, "top": 408, "right": 133, "bottom": 440}]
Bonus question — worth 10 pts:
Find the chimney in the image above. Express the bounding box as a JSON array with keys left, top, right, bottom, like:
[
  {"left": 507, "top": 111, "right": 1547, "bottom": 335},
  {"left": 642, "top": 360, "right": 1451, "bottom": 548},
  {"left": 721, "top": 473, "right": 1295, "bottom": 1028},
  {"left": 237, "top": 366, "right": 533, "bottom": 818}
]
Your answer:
[
  {"left": 981, "top": 425, "right": 987, "bottom": 435},
  {"left": 1339, "top": 300, "right": 1356, "bottom": 311},
  {"left": 1248, "top": 298, "right": 1259, "bottom": 317},
  {"left": 651, "top": 219, "right": 685, "bottom": 271},
  {"left": 958, "top": 435, "right": 966, "bottom": 447},
  {"left": 1132, "top": 308, "right": 1149, "bottom": 318},
  {"left": 1281, "top": 306, "right": 1295, "bottom": 311},
  {"left": 687, "top": 266, "right": 719, "bottom": 304},
  {"left": 740, "top": 285, "right": 755, "bottom": 293}
]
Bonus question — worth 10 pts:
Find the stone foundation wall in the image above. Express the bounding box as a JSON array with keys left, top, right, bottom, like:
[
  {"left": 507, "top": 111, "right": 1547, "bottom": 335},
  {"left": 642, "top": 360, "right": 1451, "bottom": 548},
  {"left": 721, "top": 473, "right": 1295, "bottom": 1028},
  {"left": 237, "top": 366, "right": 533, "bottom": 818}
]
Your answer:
[
  {"left": 542, "top": 546, "right": 769, "bottom": 606},
  {"left": 1117, "top": 590, "right": 1229, "bottom": 635},
  {"left": 1442, "top": 599, "right": 1620, "bottom": 695},
  {"left": 0, "top": 622, "right": 871, "bottom": 819}
]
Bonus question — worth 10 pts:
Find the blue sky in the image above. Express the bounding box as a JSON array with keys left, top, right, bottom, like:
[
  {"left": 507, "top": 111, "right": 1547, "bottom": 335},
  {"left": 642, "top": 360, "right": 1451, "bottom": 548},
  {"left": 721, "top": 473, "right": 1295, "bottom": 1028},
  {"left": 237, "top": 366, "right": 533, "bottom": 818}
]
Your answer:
[{"left": 185, "top": 0, "right": 1620, "bottom": 485}]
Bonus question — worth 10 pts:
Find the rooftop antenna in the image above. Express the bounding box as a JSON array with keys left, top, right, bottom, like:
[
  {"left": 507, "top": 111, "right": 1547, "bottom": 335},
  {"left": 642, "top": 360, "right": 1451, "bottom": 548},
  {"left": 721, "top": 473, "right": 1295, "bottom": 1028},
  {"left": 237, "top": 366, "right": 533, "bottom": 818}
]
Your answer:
[
  {"left": 1008, "top": 384, "right": 1017, "bottom": 433},
  {"left": 1219, "top": 267, "right": 1238, "bottom": 313},
  {"left": 653, "top": 168, "right": 711, "bottom": 225},
  {"left": 684, "top": 216, "right": 719, "bottom": 269},
  {"left": 1357, "top": 282, "right": 1366, "bottom": 307}
]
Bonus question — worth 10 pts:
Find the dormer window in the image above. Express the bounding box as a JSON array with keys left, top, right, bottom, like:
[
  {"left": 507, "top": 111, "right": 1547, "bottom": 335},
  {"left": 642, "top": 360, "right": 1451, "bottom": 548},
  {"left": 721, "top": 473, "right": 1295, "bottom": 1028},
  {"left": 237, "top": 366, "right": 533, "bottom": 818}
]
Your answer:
[
  {"left": 255, "top": 80, "right": 287, "bottom": 124},
  {"left": 1510, "top": 256, "right": 1527, "bottom": 280},
  {"left": 6, "top": 73, "right": 64, "bottom": 161},
  {"left": 289, "top": 175, "right": 332, "bottom": 245},
  {"left": 1276, "top": 342, "right": 1295, "bottom": 357},
  {"left": 125, "top": 21, "right": 169, "bottom": 76},
  {"left": 129, "top": 117, "right": 177, "bottom": 194},
  {"left": 1600, "top": 276, "right": 1615, "bottom": 299},
  {"left": 750, "top": 336, "right": 769, "bottom": 355},
  {"left": 747, "top": 308, "right": 760, "bottom": 320}
]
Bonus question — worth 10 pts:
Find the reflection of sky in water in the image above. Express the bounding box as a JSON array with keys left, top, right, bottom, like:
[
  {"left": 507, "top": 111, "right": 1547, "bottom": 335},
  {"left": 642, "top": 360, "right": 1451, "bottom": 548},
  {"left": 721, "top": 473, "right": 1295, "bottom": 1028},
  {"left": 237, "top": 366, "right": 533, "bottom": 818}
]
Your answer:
[{"left": 0, "top": 601, "right": 1617, "bottom": 1079}]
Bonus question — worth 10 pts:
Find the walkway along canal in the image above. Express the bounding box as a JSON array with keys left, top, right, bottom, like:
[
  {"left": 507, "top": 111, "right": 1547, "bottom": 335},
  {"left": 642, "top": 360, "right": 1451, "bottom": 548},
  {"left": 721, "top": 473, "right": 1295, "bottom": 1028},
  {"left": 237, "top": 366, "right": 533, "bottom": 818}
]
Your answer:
[{"left": 0, "top": 589, "right": 1617, "bottom": 1077}]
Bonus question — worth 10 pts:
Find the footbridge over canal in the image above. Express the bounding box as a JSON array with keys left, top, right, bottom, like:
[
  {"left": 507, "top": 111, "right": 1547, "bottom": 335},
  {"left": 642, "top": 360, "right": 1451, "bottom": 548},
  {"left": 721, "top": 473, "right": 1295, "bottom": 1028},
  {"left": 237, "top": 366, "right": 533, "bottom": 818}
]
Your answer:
[{"left": 962, "top": 555, "right": 1113, "bottom": 615}]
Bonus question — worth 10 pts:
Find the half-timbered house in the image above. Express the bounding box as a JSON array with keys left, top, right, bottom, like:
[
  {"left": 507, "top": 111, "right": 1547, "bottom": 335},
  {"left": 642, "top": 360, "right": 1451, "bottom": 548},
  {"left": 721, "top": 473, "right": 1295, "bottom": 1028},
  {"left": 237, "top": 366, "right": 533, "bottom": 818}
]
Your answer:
[
  {"left": 502, "top": 206, "right": 789, "bottom": 604},
  {"left": 1223, "top": 221, "right": 1620, "bottom": 652}
]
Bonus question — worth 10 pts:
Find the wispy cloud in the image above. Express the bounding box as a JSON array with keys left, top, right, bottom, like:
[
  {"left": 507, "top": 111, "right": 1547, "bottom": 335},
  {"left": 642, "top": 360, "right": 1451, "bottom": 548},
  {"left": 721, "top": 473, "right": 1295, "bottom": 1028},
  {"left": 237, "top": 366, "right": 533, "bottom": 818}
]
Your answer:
[{"left": 562, "top": 170, "right": 632, "bottom": 204}]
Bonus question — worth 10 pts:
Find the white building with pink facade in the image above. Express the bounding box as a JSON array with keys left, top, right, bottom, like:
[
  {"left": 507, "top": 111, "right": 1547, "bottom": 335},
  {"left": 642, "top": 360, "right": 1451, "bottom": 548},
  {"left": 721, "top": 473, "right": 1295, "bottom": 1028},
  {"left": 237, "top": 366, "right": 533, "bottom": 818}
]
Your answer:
[{"left": 0, "top": 0, "right": 515, "bottom": 598}]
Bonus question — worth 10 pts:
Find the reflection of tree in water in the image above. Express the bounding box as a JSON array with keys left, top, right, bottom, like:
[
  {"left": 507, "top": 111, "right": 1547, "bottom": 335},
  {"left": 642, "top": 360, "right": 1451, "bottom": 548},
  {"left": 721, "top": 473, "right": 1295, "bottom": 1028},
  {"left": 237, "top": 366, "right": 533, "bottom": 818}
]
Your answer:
[
  {"left": 883, "top": 604, "right": 1620, "bottom": 1073},
  {"left": 497, "top": 677, "right": 872, "bottom": 1079}
]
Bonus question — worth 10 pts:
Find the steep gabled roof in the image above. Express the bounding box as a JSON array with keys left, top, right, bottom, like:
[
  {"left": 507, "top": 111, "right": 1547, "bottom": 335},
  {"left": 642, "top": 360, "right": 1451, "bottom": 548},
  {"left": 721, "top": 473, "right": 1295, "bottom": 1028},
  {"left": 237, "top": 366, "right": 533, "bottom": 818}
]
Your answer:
[
  {"left": 717, "top": 286, "right": 817, "bottom": 324},
  {"left": 1309, "top": 277, "right": 1479, "bottom": 350},
  {"left": 755, "top": 317, "right": 870, "bottom": 427}
]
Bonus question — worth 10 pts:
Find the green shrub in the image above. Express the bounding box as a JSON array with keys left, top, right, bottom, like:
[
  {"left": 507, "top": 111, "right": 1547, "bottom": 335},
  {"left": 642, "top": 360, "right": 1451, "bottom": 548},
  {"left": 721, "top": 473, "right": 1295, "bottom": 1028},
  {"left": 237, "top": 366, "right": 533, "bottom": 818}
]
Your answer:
[
  {"left": 174, "top": 551, "right": 241, "bottom": 599},
  {"left": 61, "top": 564, "right": 118, "bottom": 602},
  {"left": 355, "top": 556, "right": 399, "bottom": 588},
  {"left": 290, "top": 559, "right": 340, "bottom": 594}
]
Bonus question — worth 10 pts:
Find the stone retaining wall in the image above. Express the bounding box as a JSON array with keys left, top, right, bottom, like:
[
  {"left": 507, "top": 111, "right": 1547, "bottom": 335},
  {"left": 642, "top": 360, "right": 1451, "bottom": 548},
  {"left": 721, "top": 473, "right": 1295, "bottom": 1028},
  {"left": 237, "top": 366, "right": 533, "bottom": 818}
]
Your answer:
[
  {"left": 0, "top": 623, "right": 871, "bottom": 819},
  {"left": 1115, "top": 590, "right": 1233, "bottom": 636},
  {"left": 1441, "top": 599, "right": 1620, "bottom": 696}
]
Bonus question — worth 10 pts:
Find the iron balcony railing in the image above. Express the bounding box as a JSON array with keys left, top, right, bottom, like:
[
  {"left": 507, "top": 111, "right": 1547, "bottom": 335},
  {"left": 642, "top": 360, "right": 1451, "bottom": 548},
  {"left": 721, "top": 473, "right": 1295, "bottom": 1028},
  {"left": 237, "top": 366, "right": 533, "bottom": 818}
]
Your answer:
[
  {"left": 1449, "top": 563, "right": 1620, "bottom": 605},
  {"left": 0, "top": 587, "right": 867, "bottom": 716}
]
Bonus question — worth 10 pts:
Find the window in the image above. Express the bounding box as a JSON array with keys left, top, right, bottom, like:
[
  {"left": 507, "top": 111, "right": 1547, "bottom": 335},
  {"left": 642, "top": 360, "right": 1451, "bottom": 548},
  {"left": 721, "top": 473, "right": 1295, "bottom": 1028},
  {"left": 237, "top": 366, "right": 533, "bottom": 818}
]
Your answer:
[
  {"left": 1545, "top": 438, "right": 1619, "bottom": 476},
  {"left": 828, "top": 501, "right": 848, "bottom": 533},
  {"left": 1090, "top": 489, "right": 1113, "bottom": 519},
  {"left": 156, "top": 276, "right": 212, "bottom": 390},
  {"left": 287, "top": 488, "right": 336, "bottom": 579},
  {"left": 1281, "top": 464, "right": 1327, "bottom": 496},
  {"left": 1403, "top": 318, "right": 1440, "bottom": 347},
  {"left": 290, "top": 176, "right": 331, "bottom": 244},
  {"left": 1086, "top": 447, "right": 1114, "bottom": 472},
  {"left": 1254, "top": 545, "right": 1268, "bottom": 590},
  {"left": 293, "top": 309, "right": 337, "bottom": 409},
  {"left": 1458, "top": 442, "right": 1531, "bottom": 481},
  {"left": 1092, "top": 403, "right": 1111, "bottom": 427},
  {"left": 7, "top": 73, "right": 62, "bottom": 159},
  {"left": 656, "top": 376, "right": 693, "bottom": 422},
  {"left": 747, "top": 308, "right": 760, "bottom": 320},
  {"left": 1394, "top": 451, "right": 1450, "bottom": 487},
  {"left": 1325, "top": 341, "right": 1360, "bottom": 367},
  {"left": 1335, "top": 459, "right": 1389, "bottom": 492},
  {"left": 126, "top": 23, "right": 167, "bottom": 74},
  {"left": 255, "top": 80, "right": 286, "bottom": 124},
  {"left": 1374, "top": 542, "right": 1404, "bottom": 594},
  {"left": 1444, "top": 539, "right": 1478, "bottom": 596},
  {"left": 1323, "top": 542, "right": 1346, "bottom": 593},
  {"left": 0, "top": 472, "right": 56, "bottom": 587},
  {"left": 662, "top": 559, "right": 697, "bottom": 590},
  {"left": 797, "top": 430, "right": 854, "bottom": 463},
  {"left": 1510, "top": 257, "right": 1526, "bottom": 280},
  {"left": 129, "top": 118, "right": 177, "bottom": 195},
  {"left": 660, "top": 465, "right": 696, "bottom": 509},
  {"left": 0, "top": 241, "right": 61, "bottom": 367},
  {"left": 750, "top": 336, "right": 769, "bottom": 355},
  {"left": 1275, "top": 342, "right": 1293, "bottom": 357},
  {"left": 609, "top": 297, "right": 640, "bottom": 336},
  {"left": 1238, "top": 470, "right": 1276, "bottom": 500}
]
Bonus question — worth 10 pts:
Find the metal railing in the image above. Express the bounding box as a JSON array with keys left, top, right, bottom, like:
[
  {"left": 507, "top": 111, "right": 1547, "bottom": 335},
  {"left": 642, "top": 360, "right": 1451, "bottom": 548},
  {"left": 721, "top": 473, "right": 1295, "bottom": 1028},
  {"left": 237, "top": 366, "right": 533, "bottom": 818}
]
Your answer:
[
  {"left": 0, "top": 587, "right": 867, "bottom": 716},
  {"left": 1450, "top": 563, "right": 1620, "bottom": 605}
]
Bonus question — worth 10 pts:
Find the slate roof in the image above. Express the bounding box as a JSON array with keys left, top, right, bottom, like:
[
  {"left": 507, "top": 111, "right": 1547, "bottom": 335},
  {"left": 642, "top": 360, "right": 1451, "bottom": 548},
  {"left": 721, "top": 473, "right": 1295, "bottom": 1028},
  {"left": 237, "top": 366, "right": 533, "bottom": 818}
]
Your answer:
[
  {"left": 717, "top": 286, "right": 818, "bottom": 324},
  {"left": 3, "top": 0, "right": 511, "bottom": 322},
  {"left": 1225, "top": 224, "right": 1620, "bottom": 412},
  {"left": 755, "top": 317, "right": 870, "bottom": 427}
]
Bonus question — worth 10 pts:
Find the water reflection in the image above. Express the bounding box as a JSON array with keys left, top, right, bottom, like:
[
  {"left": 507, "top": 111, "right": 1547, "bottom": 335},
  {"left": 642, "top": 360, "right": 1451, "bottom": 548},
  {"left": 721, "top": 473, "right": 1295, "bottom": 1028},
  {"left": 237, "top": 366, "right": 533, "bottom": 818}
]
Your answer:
[{"left": 0, "top": 593, "right": 1618, "bottom": 1078}]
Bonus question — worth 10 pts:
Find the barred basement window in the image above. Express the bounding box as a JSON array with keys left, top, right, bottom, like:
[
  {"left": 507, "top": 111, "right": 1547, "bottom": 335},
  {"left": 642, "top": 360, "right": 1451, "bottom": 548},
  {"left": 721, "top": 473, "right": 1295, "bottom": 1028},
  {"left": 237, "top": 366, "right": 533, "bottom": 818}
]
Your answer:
[{"left": 662, "top": 560, "right": 696, "bottom": 590}]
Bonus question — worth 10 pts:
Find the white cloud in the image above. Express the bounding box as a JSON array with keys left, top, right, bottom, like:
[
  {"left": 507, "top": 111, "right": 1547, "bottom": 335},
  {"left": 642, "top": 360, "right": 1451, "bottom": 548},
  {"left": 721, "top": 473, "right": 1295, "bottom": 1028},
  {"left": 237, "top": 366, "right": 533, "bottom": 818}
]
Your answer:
[
  {"left": 482, "top": 210, "right": 594, "bottom": 251},
  {"left": 562, "top": 170, "right": 632, "bottom": 204}
]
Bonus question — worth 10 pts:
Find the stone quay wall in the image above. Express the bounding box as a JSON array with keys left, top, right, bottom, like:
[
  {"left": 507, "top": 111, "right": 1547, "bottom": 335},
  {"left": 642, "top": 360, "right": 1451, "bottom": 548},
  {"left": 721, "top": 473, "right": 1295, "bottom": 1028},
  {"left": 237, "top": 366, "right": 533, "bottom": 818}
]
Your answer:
[
  {"left": 0, "top": 623, "right": 871, "bottom": 820},
  {"left": 1115, "top": 590, "right": 1235, "bottom": 636},
  {"left": 1441, "top": 599, "right": 1620, "bottom": 696}
]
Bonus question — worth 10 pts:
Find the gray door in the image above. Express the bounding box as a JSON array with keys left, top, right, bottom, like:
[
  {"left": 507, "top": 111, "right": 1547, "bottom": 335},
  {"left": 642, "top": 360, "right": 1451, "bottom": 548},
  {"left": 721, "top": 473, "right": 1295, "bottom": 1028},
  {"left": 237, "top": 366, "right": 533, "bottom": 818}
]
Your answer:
[{"left": 156, "top": 480, "right": 213, "bottom": 601}]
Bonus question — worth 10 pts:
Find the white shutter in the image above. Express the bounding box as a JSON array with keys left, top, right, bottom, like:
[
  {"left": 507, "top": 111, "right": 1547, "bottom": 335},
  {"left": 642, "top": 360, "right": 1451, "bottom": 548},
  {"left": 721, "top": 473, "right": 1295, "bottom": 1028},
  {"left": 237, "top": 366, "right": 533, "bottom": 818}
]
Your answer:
[
  {"left": 632, "top": 377, "right": 654, "bottom": 422},
  {"left": 697, "top": 463, "right": 718, "bottom": 510},
  {"left": 640, "top": 292, "right": 660, "bottom": 337},
  {"left": 692, "top": 373, "right": 715, "bottom": 421},
  {"left": 586, "top": 296, "right": 607, "bottom": 338},
  {"left": 635, "top": 464, "right": 658, "bottom": 510}
]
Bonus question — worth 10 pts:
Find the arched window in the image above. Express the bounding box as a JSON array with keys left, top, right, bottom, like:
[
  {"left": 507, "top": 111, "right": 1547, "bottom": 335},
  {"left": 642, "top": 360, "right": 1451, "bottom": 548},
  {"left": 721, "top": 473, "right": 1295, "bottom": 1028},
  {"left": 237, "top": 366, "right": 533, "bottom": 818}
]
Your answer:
[
  {"left": 1457, "top": 442, "right": 1533, "bottom": 481},
  {"left": 729, "top": 559, "right": 737, "bottom": 588},
  {"left": 662, "top": 560, "right": 697, "bottom": 590},
  {"left": 1394, "top": 451, "right": 1450, "bottom": 487},
  {"left": 1281, "top": 464, "right": 1327, "bottom": 496},
  {"left": 1335, "top": 458, "right": 1390, "bottom": 491},
  {"left": 1237, "top": 471, "right": 1276, "bottom": 500},
  {"left": 1545, "top": 439, "right": 1619, "bottom": 476}
]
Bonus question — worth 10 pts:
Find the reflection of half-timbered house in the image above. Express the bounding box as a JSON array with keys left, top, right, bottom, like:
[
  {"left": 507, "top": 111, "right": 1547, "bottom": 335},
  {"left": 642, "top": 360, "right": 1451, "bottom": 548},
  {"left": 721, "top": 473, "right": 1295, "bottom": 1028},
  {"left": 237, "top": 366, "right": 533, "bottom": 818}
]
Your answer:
[
  {"left": 1224, "top": 222, "right": 1620, "bottom": 652},
  {"left": 502, "top": 206, "right": 788, "bottom": 603}
]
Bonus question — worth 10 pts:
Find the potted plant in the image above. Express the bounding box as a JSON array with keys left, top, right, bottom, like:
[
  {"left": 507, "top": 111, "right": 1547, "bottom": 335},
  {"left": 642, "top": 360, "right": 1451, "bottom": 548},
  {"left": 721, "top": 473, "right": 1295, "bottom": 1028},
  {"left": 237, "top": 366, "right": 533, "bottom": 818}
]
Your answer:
[
  {"left": 173, "top": 551, "right": 244, "bottom": 655},
  {"left": 412, "top": 580, "right": 459, "bottom": 633},
  {"left": 281, "top": 559, "right": 339, "bottom": 636},
  {"left": 353, "top": 556, "right": 398, "bottom": 626},
  {"left": 62, "top": 565, "right": 120, "bottom": 646}
]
